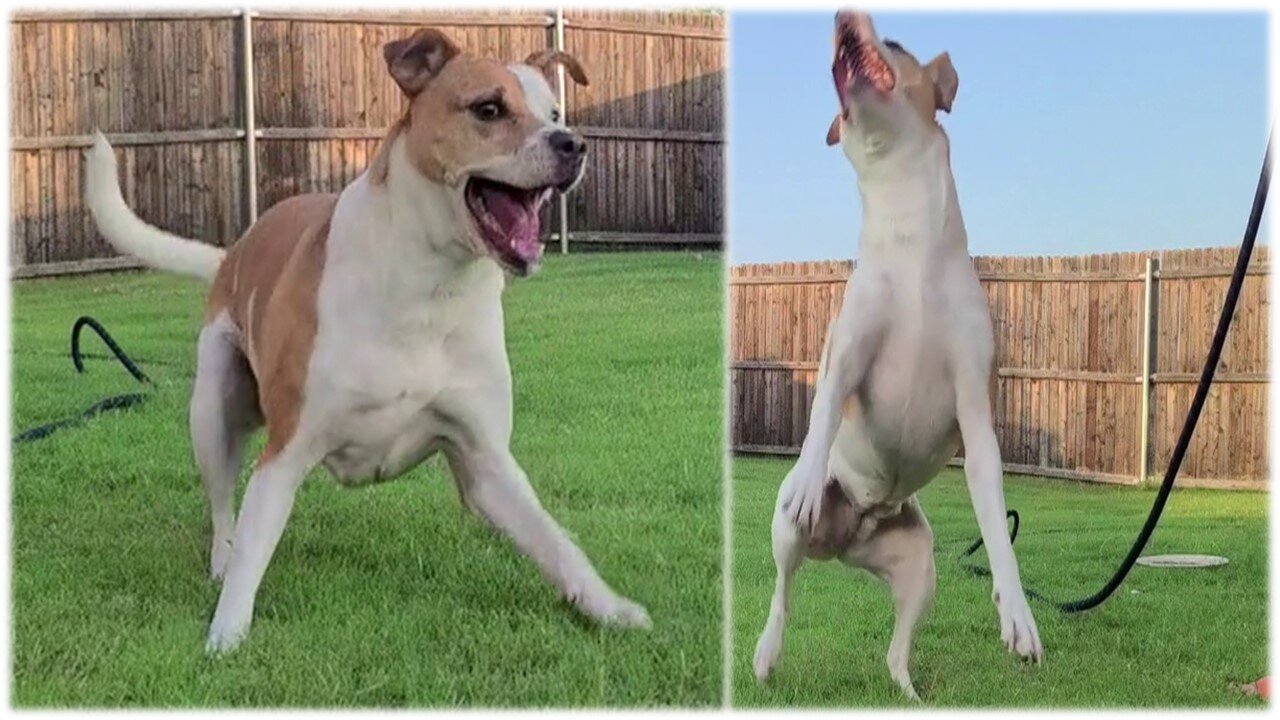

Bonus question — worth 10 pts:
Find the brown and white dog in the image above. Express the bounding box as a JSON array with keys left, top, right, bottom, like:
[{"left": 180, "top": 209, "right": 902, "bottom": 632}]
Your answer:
[{"left": 85, "top": 29, "right": 649, "bottom": 654}]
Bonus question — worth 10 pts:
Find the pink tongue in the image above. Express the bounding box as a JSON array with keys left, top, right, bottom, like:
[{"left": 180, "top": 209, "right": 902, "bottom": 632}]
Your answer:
[{"left": 480, "top": 186, "right": 540, "bottom": 260}]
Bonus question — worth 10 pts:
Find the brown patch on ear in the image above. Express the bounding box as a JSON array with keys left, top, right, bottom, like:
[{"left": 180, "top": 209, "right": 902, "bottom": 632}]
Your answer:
[
  {"left": 925, "top": 52, "right": 958, "bottom": 113},
  {"left": 384, "top": 29, "right": 460, "bottom": 96},
  {"left": 368, "top": 118, "right": 406, "bottom": 186},
  {"left": 524, "top": 50, "right": 590, "bottom": 86},
  {"left": 826, "top": 114, "right": 841, "bottom": 146}
]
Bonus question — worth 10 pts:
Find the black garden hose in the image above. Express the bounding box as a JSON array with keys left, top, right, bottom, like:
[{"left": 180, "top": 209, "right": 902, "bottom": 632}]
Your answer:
[
  {"left": 960, "top": 133, "right": 1271, "bottom": 613},
  {"left": 13, "top": 316, "right": 152, "bottom": 443},
  {"left": 70, "top": 315, "right": 151, "bottom": 383}
]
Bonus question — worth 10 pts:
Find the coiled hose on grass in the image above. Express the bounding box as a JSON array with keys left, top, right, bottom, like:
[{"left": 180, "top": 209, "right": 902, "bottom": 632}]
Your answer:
[{"left": 13, "top": 316, "right": 152, "bottom": 443}]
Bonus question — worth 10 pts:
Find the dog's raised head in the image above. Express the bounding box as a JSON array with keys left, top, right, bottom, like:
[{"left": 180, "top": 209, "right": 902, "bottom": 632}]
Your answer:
[
  {"left": 381, "top": 29, "right": 590, "bottom": 275},
  {"left": 826, "top": 10, "right": 958, "bottom": 172}
]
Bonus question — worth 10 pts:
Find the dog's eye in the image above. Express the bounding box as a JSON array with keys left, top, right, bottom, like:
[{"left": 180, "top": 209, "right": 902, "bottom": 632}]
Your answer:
[
  {"left": 551, "top": 107, "right": 562, "bottom": 123},
  {"left": 471, "top": 100, "right": 505, "bottom": 122}
]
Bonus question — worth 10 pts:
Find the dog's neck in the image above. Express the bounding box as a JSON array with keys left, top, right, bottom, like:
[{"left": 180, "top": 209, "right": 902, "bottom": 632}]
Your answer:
[
  {"left": 342, "top": 130, "right": 504, "bottom": 305},
  {"left": 853, "top": 131, "right": 968, "bottom": 262}
]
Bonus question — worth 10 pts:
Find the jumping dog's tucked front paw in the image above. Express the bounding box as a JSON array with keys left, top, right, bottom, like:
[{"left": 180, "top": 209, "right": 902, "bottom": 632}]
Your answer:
[
  {"left": 994, "top": 586, "right": 1043, "bottom": 663},
  {"left": 780, "top": 462, "right": 827, "bottom": 532}
]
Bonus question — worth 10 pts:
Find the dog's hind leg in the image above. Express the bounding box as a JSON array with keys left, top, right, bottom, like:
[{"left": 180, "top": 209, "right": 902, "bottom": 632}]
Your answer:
[
  {"left": 206, "top": 438, "right": 315, "bottom": 654},
  {"left": 753, "top": 506, "right": 805, "bottom": 682},
  {"left": 849, "top": 498, "right": 935, "bottom": 701},
  {"left": 190, "top": 317, "right": 261, "bottom": 582}
]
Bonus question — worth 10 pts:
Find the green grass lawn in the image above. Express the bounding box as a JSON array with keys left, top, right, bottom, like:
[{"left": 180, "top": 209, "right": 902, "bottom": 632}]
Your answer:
[
  {"left": 731, "top": 456, "right": 1268, "bottom": 708},
  {"left": 11, "top": 252, "right": 723, "bottom": 708}
]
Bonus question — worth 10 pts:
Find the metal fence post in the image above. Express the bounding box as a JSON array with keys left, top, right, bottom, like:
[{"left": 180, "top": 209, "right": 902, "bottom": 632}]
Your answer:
[
  {"left": 1137, "top": 256, "right": 1158, "bottom": 485},
  {"left": 554, "top": 7, "right": 568, "bottom": 254},
  {"left": 241, "top": 7, "right": 258, "bottom": 225}
]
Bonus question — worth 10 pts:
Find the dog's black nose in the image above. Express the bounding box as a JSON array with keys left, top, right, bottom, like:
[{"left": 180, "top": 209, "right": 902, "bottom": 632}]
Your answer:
[{"left": 549, "top": 130, "right": 586, "bottom": 160}]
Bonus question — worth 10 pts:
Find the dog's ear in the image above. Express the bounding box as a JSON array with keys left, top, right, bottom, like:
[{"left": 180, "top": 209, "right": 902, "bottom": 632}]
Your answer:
[
  {"left": 826, "top": 114, "right": 841, "bottom": 146},
  {"left": 925, "top": 51, "right": 958, "bottom": 113},
  {"left": 524, "top": 50, "right": 590, "bottom": 87},
  {"left": 384, "top": 29, "right": 460, "bottom": 96}
]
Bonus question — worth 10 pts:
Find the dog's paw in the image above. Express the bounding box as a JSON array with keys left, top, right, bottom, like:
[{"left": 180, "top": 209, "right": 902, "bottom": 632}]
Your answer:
[
  {"left": 779, "top": 462, "right": 826, "bottom": 533},
  {"left": 887, "top": 649, "right": 920, "bottom": 701},
  {"left": 569, "top": 581, "right": 651, "bottom": 630},
  {"left": 753, "top": 628, "right": 783, "bottom": 682},
  {"left": 204, "top": 617, "right": 249, "bottom": 656},
  {"left": 209, "top": 541, "right": 232, "bottom": 583},
  {"left": 204, "top": 630, "right": 242, "bottom": 656},
  {"left": 595, "top": 595, "right": 652, "bottom": 630},
  {"left": 994, "top": 587, "right": 1043, "bottom": 663}
]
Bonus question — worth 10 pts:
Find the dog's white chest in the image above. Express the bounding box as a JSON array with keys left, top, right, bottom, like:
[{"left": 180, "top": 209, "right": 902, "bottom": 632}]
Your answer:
[
  {"left": 310, "top": 302, "right": 503, "bottom": 486},
  {"left": 315, "top": 341, "right": 453, "bottom": 485},
  {"left": 304, "top": 209, "right": 513, "bottom": 485},
  {"left": 827, "top": 256, "right": 979, "bottom": 506}
]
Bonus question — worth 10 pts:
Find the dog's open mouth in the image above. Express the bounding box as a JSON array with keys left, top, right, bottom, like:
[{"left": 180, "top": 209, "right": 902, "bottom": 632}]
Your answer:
[
  {"left": 464, "top": 177, "right": 553, "bottom": 276},
  {"left": 833, "top": 17, "right": 895, "bottom": 109}
]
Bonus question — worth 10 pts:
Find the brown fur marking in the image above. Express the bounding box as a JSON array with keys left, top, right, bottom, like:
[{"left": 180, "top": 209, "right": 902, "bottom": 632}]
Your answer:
[
  {"left": 523, "top": 50, "right": 590, "bottom": 87},
  {"left": 884, "top": 44, "right": 958, "bottom": 126},
  {"left": 205, "top": 193, "right": 338, "bottom": 460},
  {"left": 399, "top": 56, "right": 546, "bottom": 183}
]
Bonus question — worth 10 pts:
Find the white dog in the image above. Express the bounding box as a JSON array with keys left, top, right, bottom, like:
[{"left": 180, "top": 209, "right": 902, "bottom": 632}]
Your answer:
[
  {"left": 85, "top": 29, "right": 650, "bottom": 654},
  {"left": 752, "top": 10, "right": 1042, "bottom": 699}
]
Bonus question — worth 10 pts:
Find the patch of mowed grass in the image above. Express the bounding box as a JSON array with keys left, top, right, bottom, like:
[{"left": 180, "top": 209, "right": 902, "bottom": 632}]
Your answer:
[
  {"left": 11, "top": 252, "right": 723, "bottom": 708},
  {"left": 732, "top": 457, "right": 1267, "bottom": 708}
]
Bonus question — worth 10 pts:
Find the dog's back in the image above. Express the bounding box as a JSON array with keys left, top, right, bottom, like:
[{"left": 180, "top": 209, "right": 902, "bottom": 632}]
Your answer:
[{"left": 205, "top": 193, "right": 337, "bottom": 330}]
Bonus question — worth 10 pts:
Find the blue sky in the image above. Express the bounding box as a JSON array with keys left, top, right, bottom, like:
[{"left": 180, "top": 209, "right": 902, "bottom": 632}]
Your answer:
[{"left": 729, "top": 12, "right": 1269, "bottom": 263}]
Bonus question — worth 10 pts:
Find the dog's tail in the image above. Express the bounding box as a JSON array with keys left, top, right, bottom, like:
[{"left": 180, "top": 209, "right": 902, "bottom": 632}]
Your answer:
[{"left": 84, "top": 131, "right": 226, "bottom": 282}]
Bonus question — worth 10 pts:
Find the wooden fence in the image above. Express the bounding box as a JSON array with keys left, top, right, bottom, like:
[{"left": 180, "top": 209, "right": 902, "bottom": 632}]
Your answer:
[
  {"left": 9, "top": 9, "right": 725, "bottom": 278},
  {"left": 730, "top": 247, "right": 1269, "bottom": 490}
]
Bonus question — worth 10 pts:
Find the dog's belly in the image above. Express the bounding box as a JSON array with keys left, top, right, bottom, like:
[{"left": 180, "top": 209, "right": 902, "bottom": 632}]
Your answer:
[
  {"left": 827, "top": 337, "right": 961, "bottom": 508},
  {"left": 321, "top": 405, "right": 449, "bottom": 486},
  {"left": 306, "top": 330, "right": 463, "bottom": 486}
]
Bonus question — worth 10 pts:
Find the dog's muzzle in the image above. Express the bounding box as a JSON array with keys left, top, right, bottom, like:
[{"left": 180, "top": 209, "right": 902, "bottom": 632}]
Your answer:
[{"left": 549, "top": 129, "right": 587, "bottom": 192}]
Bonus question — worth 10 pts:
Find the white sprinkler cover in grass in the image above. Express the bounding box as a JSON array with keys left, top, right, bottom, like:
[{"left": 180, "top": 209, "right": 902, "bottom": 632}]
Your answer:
[{"left": 1135, "top": 554, "right": 1229, "bottom": 569}]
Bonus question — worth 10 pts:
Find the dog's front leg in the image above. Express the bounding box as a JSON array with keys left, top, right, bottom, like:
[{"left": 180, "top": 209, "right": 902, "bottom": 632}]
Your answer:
[
  {"left": 781, "top": 284, "right": 886, "bottom": 532},
  {"left": 955, "top": 358, "right": 1043, "bottom": 663},
  {"left": 446, "top": 446, "right": 651, "bottom": 629},
  {"left": 206, "top": 442, "right": 315, "bottom": 654}
]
